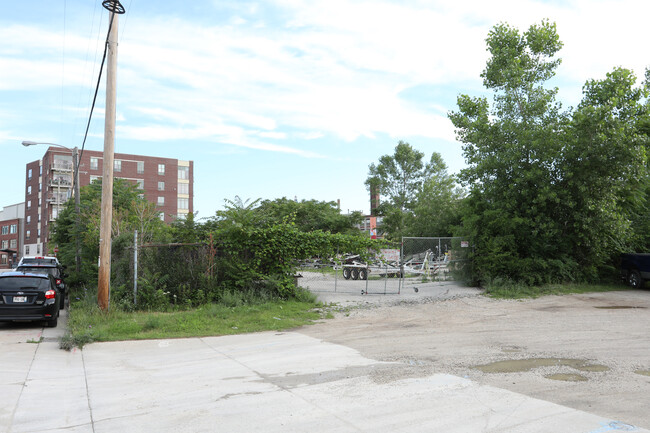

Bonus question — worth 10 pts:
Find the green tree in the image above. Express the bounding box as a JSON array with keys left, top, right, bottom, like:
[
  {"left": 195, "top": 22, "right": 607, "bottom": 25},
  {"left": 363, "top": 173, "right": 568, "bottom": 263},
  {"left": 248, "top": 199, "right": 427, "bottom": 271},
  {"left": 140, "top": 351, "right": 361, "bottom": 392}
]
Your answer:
[
  {"left": 365, "top": 141, "right": 457, "bottom": 239},
  {"left": 51, "top": 178, "right": 167, "bottom": 286},
  {"left": 257, "top": 197, "right": 363, "bottom": 234},
  {"left": 450, "top": 20, "right": 650, "bottom": 285}
]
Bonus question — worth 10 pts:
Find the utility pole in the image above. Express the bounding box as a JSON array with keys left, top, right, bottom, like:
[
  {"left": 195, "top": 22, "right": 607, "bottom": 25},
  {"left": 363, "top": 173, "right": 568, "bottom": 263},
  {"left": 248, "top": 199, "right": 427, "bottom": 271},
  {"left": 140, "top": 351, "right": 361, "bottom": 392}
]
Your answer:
[
  {"left": 73, "top": 147, "right": 81, "bottom": 273},
  {"left": 98, "top": 1, "right": 124, "bottom": 311}
]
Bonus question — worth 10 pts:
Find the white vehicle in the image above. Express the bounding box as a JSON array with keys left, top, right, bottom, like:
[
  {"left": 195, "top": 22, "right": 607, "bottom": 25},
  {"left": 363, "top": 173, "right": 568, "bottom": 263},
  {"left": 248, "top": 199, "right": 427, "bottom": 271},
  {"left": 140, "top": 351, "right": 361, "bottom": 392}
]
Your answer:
[{"left": 17, "top": 256, "right": 61, "bottom": 267}]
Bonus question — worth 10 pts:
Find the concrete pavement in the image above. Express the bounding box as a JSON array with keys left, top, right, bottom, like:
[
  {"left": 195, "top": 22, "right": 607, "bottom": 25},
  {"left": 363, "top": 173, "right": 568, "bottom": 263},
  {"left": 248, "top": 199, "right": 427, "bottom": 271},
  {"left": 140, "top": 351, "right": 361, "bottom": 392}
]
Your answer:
[{"left": 1, "top": 312, "right": 648, "bottom": 433}]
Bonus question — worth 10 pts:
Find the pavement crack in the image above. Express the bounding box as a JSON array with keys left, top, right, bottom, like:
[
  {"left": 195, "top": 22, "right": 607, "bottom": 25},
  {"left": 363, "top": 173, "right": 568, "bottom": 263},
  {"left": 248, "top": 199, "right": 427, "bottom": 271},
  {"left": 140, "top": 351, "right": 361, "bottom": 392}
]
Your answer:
[{"left": 81, "top": 349, "right": 97, "bottom": 433}]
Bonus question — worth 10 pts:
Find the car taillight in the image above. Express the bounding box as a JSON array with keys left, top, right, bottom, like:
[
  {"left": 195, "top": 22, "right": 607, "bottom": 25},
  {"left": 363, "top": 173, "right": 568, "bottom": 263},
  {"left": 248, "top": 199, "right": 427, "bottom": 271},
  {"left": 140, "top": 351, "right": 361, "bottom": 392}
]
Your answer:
[
  {"left": 56, "top": 279, "right": 62, "bottom": 285},
  {"left": 45, "top": 289, "right": 56, "bottom": 299}
]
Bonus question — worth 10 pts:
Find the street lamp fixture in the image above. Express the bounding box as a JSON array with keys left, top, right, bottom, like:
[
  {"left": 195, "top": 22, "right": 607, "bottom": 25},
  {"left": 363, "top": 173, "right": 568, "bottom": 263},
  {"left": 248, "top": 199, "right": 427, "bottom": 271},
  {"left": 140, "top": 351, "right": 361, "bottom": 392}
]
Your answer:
[{"left": 22, "top": 140, "right": 82, "bottom": 273}]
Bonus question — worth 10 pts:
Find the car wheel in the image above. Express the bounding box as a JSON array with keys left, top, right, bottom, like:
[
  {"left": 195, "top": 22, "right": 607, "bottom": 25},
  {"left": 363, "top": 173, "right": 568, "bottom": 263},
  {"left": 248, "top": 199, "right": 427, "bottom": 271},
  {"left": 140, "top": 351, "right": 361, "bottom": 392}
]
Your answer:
[
  {"left": 351, "top": 268, "right": 359, "bottom": 280},
  {"left": 359, "top": 268, "right": 368, "bottom": 280},
  {"left": 628, "top": 270, "right": 643, "bottom": 289},
  {"left": 342, "top": 268, "right": 351, "bottom": 280},
  {"left": 46, "top": 315, "right": 58, "bottom": 328}
]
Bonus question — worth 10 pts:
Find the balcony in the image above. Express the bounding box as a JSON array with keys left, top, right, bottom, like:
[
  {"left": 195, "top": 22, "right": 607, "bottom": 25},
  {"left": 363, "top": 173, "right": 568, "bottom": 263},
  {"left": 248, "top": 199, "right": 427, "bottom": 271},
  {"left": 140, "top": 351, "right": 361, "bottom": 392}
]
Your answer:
[{"left": 51, "top": 161, "right": 73, "bottom": 172}]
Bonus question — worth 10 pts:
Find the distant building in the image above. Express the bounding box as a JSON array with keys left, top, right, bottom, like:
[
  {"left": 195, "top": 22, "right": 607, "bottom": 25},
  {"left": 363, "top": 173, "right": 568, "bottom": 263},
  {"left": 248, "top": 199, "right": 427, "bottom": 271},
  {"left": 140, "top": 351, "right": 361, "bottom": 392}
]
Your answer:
[
  {"left": 0, "top": 203, "right": 25, "bottom": 268},
  {"left": 24, "top": 147, "right": 193, "bottom": 256}
]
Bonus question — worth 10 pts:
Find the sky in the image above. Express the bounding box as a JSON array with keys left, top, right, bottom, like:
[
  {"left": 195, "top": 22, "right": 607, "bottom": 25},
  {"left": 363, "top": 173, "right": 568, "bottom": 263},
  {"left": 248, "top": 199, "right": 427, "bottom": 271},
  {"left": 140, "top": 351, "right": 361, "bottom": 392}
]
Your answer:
[{"left": 1, "top": 0, "right": 648, "bottom": 219}]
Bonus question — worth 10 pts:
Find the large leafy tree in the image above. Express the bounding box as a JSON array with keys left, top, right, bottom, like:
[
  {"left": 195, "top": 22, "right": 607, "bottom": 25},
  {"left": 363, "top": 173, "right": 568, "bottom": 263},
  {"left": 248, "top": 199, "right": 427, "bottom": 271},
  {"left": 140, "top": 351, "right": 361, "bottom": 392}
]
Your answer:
[
  {"left": 52, "top": 178, "right": 167, "bottom": 286},
  {"left": 450, "top": 20, "right": 650, "bottom": 285},
  {"left": 365, "top": 141, "right": 458, "bottom": 239},
  {"left": 257, "top": 197, "right": 363, "bottom": 234}
]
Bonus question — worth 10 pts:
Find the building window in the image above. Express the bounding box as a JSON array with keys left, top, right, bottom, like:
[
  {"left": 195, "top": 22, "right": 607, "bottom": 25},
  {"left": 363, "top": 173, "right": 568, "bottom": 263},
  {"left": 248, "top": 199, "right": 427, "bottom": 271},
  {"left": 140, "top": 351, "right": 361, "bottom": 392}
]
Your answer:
[
  {"left": 137, "top": 161, "right": 144, "bottom": 174},
  {"left": 114, "top": 159, "right": 122, "bottom": 172},
  {"left": 1, "top": 255, "right": 6, "bottom": 265},
  {"left": 136, "top": 179, "right": 144, "bottom": 190},
  {"left": 178, "top": 166, "right": 189, "bottom": 180},
  {"left": 90, "top": 175, "right": 100, "bottom": 183},
  {"left": 38, "top": 198, "right": 42, "bottom": 207},
  {"left": 158, "top": 181, "right": 165, "bottom": 191},
  {"left": 26, "top": 230, "right": 31, "bottom": 239},
  {"left": 1, "top": 226, "right": 7, "bottom": 235},
  {"left": 25, "top": 245, "right": 30, "bottom": 255},
  {"left": 90, "top": 157, "right": 99, "bottom": 170},
  {"left": 37, "top": 229, "right": 41, "bottom": 237},
  {"left": 159, "top": 213, "right": 165, "bottom": 221},
  {"left": 10, "top": 224, "right": 17, "bottom": 234},
  {"left": 158, "top": 164, "right": 165, "bottom": 175},
  {"left": 157, "top": 196, "right": 165, "bottom": 206},
  {"left": 39, "top": 165, "right": 42, "bottom": 175},
  {"left": 27, "top": 216, "right": 31, "bottom": 224},
  {"left": 28, "top": 168, "right": 33, "bottom": 179},
  {"left": 27, "top": 200, "right": 31, "bottom": 209},
  {"left": 27, "top": 185, "right": 32, "bottom": 195},
  {"left": 39, "top": 183, "right": 42, "bottom": 192},
  {"left": 178, "top": 183, "right": 189, "bottom": 195},
  {"left": 37, "top": 244, "right": 41, "bottom": 255},
  {"left": 10, "top": 239, "right": 16, "bottom": 248},
  {"left": 1, "top": 240, "right": 7, "bottom": 249},
  {"left": 177, "top": 198, "right": 189, "bottom": 210}
]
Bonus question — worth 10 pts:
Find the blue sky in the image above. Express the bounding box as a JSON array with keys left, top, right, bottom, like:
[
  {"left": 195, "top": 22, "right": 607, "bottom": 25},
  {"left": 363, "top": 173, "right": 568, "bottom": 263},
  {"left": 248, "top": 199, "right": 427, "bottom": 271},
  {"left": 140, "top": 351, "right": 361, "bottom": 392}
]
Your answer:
[{"left": 1, "top": 0, "right": 648, "bottom": 218}]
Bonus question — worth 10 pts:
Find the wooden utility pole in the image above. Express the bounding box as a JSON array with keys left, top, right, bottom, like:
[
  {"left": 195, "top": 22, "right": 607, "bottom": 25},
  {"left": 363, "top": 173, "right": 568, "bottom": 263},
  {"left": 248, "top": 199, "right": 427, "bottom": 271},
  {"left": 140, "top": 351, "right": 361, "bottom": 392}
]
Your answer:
[
  {"left": 97, "top": 7, "right": 120, "bottom": 311},
  {"left": 73, "top": 146, "right": 81, "bottom": 273}
]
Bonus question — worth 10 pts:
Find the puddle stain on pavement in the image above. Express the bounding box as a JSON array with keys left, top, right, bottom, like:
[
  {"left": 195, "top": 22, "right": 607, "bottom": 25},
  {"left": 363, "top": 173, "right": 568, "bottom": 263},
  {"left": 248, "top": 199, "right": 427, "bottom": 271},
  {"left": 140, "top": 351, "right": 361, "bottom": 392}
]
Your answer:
[
  {"left": 545, "top": 373, "right": 588, "bottom": 382},
  {"left": 473, "top": 358, "right": 610, "bottom": 375},
  {"left": 635, "top": 370, "right": 650, "bottom": 377},
  {"left": 594, "top": 306, "right": 647, "bottom": 309}
]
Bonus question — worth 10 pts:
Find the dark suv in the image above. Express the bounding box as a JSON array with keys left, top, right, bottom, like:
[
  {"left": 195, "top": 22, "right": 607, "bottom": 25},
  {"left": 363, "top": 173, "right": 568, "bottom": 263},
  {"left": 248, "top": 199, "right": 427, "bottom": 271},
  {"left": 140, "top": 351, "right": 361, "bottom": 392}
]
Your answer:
[
  {"left": 16, "top": 264, "right": 67, "bottom": 309},
  {"left": 0, "top": 272, "right": 61, "bottom": 327}
]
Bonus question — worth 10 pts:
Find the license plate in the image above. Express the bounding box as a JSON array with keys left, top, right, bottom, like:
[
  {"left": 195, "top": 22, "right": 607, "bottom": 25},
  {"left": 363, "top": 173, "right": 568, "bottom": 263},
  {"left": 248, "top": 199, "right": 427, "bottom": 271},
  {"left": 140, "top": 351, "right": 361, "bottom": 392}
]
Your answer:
[{"left": 13, "top": 296, "right": 27, "bottom": 303}]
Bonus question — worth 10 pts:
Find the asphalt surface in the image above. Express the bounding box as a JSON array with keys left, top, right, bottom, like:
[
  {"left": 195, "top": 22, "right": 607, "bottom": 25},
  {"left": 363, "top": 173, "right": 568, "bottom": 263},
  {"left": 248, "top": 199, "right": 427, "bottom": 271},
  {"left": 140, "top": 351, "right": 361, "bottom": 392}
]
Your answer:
[{"left": 2, "top": 291, "right": 649, "bottom": 433}]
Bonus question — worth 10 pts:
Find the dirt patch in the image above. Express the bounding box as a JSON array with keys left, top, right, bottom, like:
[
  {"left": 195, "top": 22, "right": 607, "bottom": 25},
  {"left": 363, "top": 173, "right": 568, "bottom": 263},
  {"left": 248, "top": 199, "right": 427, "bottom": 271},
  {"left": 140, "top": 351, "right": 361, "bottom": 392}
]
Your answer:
[{"left": 301, "top": 290, "right": 650, "bottom": 428}]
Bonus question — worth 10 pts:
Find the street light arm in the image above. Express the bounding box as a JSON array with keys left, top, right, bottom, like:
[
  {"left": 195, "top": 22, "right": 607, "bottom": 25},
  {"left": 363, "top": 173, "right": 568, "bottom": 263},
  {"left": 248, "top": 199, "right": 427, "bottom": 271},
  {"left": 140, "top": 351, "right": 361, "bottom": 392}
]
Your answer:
[{"left": 22, "top": 140, "right": 72, "bottom": 151}]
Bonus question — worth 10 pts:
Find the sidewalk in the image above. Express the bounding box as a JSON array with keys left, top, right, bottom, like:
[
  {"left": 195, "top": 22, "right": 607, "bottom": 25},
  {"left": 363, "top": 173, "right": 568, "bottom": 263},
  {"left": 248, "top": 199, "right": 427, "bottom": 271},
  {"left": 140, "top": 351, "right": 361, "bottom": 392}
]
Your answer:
[{"left": 2, "top": 314, "right": 648, "bottom": 433}]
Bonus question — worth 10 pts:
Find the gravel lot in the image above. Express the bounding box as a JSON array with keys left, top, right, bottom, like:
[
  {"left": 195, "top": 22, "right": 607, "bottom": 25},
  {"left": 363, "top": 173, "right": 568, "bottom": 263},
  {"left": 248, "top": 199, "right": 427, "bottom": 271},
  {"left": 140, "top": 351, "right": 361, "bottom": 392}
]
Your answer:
[{"left": 300, "top": 285, "right": 650, "bottom": 428}]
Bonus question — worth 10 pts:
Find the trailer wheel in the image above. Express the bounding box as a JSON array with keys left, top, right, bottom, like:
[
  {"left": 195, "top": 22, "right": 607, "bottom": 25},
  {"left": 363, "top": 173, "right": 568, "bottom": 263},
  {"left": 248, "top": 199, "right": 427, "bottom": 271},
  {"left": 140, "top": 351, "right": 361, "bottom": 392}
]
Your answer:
[
  {"left": 359, "top": 268, "right": 368, "bottom": 280},
  {"left": 628, "top": 270, "right": 643, "bottom": 289},
  {"left": 343, "top": 268, "right": 351, "bottom": 280},
  {"left": 351, "top": 268, "right": 360, "bottom": 280}
]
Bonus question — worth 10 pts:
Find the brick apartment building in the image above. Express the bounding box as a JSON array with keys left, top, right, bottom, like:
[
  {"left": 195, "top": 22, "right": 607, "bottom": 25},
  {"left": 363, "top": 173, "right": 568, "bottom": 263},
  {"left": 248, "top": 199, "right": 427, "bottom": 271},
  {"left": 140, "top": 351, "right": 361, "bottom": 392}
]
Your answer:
[
  {"left": 0, "top": 203, "right": 25, "bottom": 268},
  {"left": 24, "top": 147, "right": 193, "bottom": 256}
]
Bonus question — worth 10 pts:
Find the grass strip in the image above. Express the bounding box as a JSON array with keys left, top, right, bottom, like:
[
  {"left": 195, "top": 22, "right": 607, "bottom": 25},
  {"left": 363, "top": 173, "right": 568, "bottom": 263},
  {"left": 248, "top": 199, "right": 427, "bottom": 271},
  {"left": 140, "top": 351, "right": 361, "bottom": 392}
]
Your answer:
[{"left": 61, "top": 298, "right": 328, "bottom": 350}]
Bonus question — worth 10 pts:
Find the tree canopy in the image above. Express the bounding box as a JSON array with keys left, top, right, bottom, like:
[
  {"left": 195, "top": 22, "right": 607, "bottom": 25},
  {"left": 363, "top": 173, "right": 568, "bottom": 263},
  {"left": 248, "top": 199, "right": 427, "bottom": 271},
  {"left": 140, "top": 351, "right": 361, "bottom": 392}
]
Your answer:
[
  {"left": 449, "top": 20, "right": 650, "bottom": 285},
  {"left": 365, "top": 141, "right": 462, "bottom": 239}
]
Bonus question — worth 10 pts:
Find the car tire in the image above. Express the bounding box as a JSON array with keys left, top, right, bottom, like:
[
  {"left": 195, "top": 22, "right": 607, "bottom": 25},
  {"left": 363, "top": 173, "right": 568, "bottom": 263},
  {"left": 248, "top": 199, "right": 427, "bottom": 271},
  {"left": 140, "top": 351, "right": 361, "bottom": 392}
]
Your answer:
[
  {"left": 46, "top": 315, "right": 58, "bottom": 328},
  {"left": 351, "top": 268, "right": 360, "bottom": 280},
  {"left": 628, "top": 270, "right": 643, "bottom": 289},
  {"left": 343, "top": 268, "right": 351, "bottom": 280}
]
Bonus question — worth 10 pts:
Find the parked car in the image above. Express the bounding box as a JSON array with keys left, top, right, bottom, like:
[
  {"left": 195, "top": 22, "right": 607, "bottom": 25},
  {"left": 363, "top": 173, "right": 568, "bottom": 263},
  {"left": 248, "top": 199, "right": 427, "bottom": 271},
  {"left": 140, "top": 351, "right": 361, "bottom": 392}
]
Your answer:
[
  {"left": 0, "top": 272, "right": 61, "bottom": 327},
  {"left": 16, "top": 264, "right": 67, "bottom": 309},
  {"left": 17, "top": 256, "right": 61, "bottom": 267},
  {"left": 620, "top": 253, "right": 650, "bottom": 289}
]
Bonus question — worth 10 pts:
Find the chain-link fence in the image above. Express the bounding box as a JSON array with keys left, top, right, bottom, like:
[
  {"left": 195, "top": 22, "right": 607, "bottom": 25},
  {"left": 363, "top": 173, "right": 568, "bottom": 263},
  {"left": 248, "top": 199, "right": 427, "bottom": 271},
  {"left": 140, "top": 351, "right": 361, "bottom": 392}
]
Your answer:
[
  {"left": 296, "top": 237, "right": 472, "bottom": 295},
  {"left": 400, "top": 237, "right": 472, "bottom": 290}
]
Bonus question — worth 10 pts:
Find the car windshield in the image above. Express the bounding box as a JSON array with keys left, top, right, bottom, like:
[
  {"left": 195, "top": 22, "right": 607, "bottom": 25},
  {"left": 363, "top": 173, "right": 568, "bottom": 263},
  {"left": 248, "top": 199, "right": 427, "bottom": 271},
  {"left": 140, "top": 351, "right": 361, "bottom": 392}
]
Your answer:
[
  {"left": 0, "top": 277, "right": 48, "bottom": 290},
  {"left": 21, "top": 258, "right": 57, "bottom": 266},
  {"left": 18, "top": 267, "right": 59, "bottom": 277}
]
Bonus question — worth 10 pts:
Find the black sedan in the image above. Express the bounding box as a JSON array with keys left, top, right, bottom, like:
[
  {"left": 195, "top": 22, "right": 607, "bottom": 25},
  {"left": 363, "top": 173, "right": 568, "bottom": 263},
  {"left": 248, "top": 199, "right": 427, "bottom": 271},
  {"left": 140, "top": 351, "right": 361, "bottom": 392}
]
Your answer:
[
  {"left": 0, "top": 272, "right": 61, "bottom": 327},
  {"left": 16, "top": 264, "right": 67, "bottom": 309}
]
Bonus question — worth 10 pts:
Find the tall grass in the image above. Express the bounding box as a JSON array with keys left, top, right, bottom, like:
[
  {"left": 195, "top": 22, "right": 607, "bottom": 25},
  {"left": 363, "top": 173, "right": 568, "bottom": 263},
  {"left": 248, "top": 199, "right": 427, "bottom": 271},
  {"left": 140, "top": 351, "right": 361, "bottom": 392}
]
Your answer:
[{"left": 60, "top": 285, "right": 324, "bottom": 350}]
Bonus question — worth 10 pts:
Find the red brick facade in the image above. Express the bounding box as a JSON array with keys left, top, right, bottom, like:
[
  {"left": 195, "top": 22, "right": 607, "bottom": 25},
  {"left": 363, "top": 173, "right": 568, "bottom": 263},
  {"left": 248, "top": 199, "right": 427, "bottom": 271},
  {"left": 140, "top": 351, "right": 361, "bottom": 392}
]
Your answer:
[{"left": 24, "top": 148, "right": 193, "bottom": 256}]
